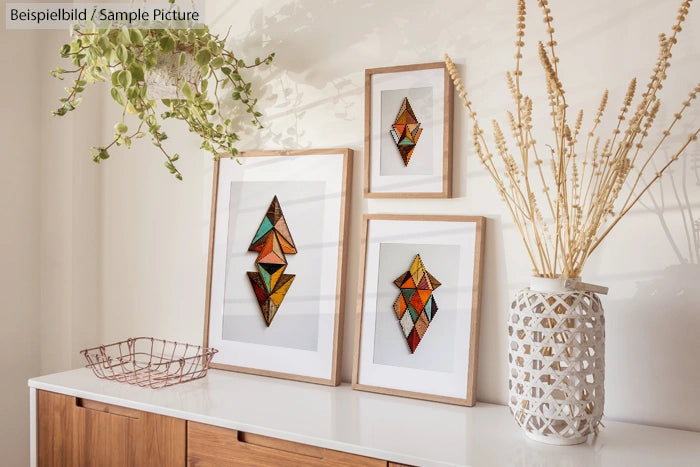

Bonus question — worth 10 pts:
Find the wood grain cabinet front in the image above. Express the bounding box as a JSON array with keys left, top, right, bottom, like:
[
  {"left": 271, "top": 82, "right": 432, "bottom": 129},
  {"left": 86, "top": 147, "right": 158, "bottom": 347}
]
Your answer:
[
  {"left": 37, "top": 390, "right": 404, "bottom": 466},
  {"left": 37, "top": 390, "right": 186, "bottom": 467},
  {"left": 187, "top": 421, "right": 386, "bottom": 467}
]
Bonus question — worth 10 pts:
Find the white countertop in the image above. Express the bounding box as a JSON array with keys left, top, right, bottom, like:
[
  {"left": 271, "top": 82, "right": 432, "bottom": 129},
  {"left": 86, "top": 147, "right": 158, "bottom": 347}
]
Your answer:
[{"left": 29, "top": 368, "right": 700, "bottom": 467}]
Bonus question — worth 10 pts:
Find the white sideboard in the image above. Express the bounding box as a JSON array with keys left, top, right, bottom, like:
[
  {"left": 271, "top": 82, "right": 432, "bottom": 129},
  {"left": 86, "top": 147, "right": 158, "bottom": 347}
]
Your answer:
[{"left": 29, "top": 368, "right": 700, "bottom": 466}]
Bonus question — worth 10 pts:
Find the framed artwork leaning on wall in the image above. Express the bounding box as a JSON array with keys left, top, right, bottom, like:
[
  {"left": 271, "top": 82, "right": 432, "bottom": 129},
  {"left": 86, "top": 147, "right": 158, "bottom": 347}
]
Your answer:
[
  {"left": 353, "top": 214, "right": 485, "bottom": 405},
  {"left": 204, "top": 149, "right": 353, "bottom": 386},
  {"left": 364, "top": 62, "right": 454, "bottom": 198}
]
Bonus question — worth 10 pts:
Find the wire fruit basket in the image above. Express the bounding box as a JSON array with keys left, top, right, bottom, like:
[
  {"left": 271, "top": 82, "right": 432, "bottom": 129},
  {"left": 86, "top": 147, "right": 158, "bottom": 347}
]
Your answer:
[{"left": 81, "top": 337, "right": 218, "bottom": 389}]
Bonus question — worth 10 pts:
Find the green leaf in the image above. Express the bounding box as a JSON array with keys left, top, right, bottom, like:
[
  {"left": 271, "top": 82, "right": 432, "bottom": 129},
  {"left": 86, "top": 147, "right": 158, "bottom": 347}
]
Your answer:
[
  {"left": 130, "top": 29, "right": 143, "bottom": 46},
  {"left": 129, "top": 63, "right": 145, "bottom": 82},
  {"left": 181, "top": 82, "right": 194, "bottom": 101},
  {"left": 97, "top": 36, "right": 111, "bottom": 53},
  {"left": 117, "top": 70, "right": 132, "bottom": 88},
  {"left": 115, "top": 122, "right": 128, "bottom": 134},
  {"left": 158, "top": 36, "right": 176, "bottom": 54},
  {"left": 201, "top": 79, "right": 208, "bottom": 93},
  {"left": 195, "top": 49, "right": 211, "bottom": 67},
  {"left": 120, "top": 27, "right": 131, "bottom": 44},
  {"left": 98, "top": 148, "right": 110, "bottom": 159},
  {"left": 210, "top": 57, "right": 224, "bottom": 69},
  {"left": 144, "top": 52, "right": 157, "bottom": 69},
  {"left": 179, "top": 52, "right": 186, "bottom": 67},
  {"left": 115, "top": 44, "right": 128, "bottom": 63},
  {"left": 60, "top": 44, "right": 70, "bottom": 56},
  {"left": 111, "top": 70, "right": 121, "bottom": 87},
  {"left": 110, "top": 87, "right": 125, "bottom": 106}
]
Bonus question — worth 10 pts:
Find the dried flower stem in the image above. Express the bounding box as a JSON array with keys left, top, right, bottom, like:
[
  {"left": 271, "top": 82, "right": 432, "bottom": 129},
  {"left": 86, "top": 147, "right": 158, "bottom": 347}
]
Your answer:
[{"left": 446, "top": 0, "right": 699, "bottom": 278}]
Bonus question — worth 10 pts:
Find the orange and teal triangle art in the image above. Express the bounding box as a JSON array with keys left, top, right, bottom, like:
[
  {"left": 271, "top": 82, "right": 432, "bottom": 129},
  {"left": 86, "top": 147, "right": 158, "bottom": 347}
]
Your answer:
[
  {"left": 393, "top": 254, "right": 440, "bottom": 353},
  {"left": 247, "top": 196, "right": 297, "bottom": 326},
  {"left": 390, "top": 97, "right": 422, "bottom": 166}
]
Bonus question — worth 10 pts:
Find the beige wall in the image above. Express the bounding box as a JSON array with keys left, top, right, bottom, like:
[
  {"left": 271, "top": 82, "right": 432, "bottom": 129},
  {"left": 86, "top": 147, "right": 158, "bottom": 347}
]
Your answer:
[
  {"left": 0, "top": 23, "right": 103, "bottom": 464},
  {"left": 38, "top": 31, "right": 103, "bottom": 375},
  {"left": 0, "top": 19, "right": 41, "bottom": 467},
  {"left": 2, "top": 1, "right": 699, "bottom": 463}
]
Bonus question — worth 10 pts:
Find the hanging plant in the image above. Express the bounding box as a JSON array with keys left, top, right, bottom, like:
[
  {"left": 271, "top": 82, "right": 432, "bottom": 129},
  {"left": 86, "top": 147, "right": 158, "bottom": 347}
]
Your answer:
[{"left": 51, "top": 11, "right": 274, "bottom": 180}]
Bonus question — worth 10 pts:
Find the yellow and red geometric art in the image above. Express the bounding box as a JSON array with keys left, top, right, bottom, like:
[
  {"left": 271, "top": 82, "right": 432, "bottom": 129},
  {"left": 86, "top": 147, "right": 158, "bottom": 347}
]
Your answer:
[
  {"left": 392, "top": 254, "right": 441, "bottom": 353},
  {"left": 390, "top": 97, "right": 423, "bottom": 166},
  {"left": 247, "top": 196, "right": 297, "bottom": 326}
]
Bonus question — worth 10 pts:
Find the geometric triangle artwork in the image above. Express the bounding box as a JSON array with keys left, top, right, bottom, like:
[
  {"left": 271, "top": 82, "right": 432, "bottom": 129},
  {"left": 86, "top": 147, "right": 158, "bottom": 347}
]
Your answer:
[
  {"left": 392, "top": 254, "right": 440, "bottom": 353},
  {"left": 390, "top": 97, "right": 423, "bottom": 166},
  {"left": 247, "top": 196, "right": 297, "bottom": 326}
]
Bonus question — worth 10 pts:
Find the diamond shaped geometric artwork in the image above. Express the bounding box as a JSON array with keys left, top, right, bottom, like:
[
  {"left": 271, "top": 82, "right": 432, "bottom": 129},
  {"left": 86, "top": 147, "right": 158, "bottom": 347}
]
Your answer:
[
  {"left": 392, "top": 254, "right": 441, "bottom": 353},
  {"left": 390, "top": 97, "right": 423, "bottom": 166},
  {"left": 247, "top": 196, "right": 297, "bottom": 326}
]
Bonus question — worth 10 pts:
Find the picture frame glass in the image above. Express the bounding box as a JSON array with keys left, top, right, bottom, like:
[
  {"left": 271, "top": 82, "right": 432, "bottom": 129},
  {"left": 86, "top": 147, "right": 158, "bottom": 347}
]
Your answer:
[
  {"left": 354, "top": 216, "right": 484, "bottom": 404},
  {"left": 206, "top": 150, "right": 351, "bottom": 385},
  {"left": 365, "top": 63, "right": 452, "bottom": 198}
]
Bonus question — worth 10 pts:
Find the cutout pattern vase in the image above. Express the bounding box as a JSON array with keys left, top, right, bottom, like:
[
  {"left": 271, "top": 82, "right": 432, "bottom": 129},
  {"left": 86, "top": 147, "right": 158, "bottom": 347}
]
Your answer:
[{"left": 507, "top": 277, "right": 605, "bottom": 445}]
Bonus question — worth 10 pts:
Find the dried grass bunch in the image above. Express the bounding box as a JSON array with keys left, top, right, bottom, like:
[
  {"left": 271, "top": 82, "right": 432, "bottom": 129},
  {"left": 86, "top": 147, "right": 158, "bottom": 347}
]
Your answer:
[{"left": 445, "top": 0, "right": 700, "bottom": 278}]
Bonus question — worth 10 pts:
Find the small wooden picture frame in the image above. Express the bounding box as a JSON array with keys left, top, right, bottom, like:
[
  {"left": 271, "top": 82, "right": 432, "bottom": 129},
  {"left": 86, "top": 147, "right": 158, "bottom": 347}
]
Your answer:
[
  {"left": 364, "top": 62, "right": 453, "bottom": 198},
  {"left": 352, "top": 214, "right": 485, "bottom": 405},
  {"left": 204, "top": 149, "right": 353, "bottom": 386}
]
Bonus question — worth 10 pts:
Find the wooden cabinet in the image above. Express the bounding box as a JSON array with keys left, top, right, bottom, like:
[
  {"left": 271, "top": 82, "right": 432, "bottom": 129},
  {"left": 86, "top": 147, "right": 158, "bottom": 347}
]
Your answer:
[
  {"left": 37, "top": 390, "right": 186, "bottom": 467},
  {"left": 37, "top": 390, "right": 392, "bottom": 467},
  {"left": 187, "top": 421, "right": 385, "bottom": 467}
]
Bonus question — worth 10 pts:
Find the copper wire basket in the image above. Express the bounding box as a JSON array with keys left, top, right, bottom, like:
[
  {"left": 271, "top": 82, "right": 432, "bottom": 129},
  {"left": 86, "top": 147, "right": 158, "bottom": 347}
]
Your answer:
[{"left": 81, "top": 337, "right": 218, "bottom": 389}]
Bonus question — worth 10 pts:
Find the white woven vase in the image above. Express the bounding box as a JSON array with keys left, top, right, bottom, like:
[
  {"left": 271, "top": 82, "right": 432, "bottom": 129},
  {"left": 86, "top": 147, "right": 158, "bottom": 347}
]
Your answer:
[{"left": 508, "top": 277, "right": 605, "bottom": 445}]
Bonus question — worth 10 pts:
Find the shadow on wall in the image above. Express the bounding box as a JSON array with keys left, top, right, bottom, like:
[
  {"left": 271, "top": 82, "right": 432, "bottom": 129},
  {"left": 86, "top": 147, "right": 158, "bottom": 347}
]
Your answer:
[
  {"left": 606, "top": 146, "right": 700, "bottom": 431},
  {"left": 208, "top": 0, "right": 488, "bottom": 150},
  {"left": 606, "top": 263, "right": 700, "bottom": 431},
  {"left": 638, "top": 146, "right": 700, "bottom": 266}
]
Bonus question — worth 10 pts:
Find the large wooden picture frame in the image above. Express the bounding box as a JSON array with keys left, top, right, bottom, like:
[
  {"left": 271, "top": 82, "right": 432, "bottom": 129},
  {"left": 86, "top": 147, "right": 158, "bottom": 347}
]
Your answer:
[
  {"left": 204, "top": 149, "right": 352, "bottom": 386},
  {"left": 364, "top": 62, "right": 453, "bottom": 198},
  {"left": 353, "top": 214, "right": 485, "bottom": 405}
]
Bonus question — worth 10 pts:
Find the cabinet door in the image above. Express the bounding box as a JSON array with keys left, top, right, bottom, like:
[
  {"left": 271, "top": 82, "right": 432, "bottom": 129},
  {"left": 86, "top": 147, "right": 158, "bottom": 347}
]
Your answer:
[
  {"left": 37, "top": 390, "right": 186, "bottom": 467},
  {"left": 187, "top": 421, "right": 386, "bottom": 467}
]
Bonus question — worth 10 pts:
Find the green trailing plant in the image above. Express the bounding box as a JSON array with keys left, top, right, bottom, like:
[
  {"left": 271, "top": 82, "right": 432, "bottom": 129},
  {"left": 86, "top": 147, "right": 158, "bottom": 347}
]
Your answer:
[{"left": 51, "top": 11, "right": 274, "bottom": 180}]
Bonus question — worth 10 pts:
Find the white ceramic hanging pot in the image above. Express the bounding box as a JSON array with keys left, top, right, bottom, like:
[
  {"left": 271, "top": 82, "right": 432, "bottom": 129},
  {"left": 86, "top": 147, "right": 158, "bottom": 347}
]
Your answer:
[
  {"left": 507, "top": 277, "right": 606, "bottom": 445},
  {"left": 145, "top": 50, "right": 201, "bottom": 100}
]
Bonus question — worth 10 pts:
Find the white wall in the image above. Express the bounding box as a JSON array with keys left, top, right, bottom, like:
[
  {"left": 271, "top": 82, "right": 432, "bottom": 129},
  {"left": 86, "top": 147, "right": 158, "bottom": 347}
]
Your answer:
[
  {"left": 7, "top": 7, "right": 697, "bottom": 465},
  {"left": 38, "top": 30, "right": 103, "bottom": 376},
  {"left": 0, "top": 15, "right": 41, "bottom": 467},
  {"left": 0, "top": 22, "right": 104, "bottom": 464}
]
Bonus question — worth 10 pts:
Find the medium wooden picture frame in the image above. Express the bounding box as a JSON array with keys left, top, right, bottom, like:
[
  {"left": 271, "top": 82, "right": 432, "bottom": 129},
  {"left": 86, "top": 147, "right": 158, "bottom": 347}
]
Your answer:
[
  {"left": 352, "top": 214, "right": 485, "bottom": 405},
  {"left": 364, "top": 62, "right": 453, "bottom": 198},
  {"left": 204, "top": 149, "right": 353, "bottom": 386}
]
